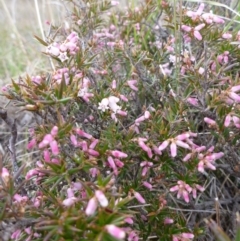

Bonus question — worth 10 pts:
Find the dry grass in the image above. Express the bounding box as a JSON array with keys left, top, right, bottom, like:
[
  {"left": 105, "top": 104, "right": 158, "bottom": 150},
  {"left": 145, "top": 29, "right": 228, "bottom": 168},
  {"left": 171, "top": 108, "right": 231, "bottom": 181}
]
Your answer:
[
  {"left": 0, "top": 0, "right": 67, "bottom": 83},
  {"left": 0, "top": 0, "right": 138, "bottom": 85}
]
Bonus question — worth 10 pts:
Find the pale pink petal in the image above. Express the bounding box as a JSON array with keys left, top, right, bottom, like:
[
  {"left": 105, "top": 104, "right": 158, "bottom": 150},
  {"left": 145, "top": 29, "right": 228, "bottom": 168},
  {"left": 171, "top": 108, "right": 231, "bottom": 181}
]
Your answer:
[
  {"left": 170, "top": 185, "right": 179, "bottom": 192},
  {"left": 224, "top": 115, "right": 231, "bottom": 127},
  {"left": 50, "top": 126, "right": 58, "bottom": 137},
  {"left": 134, "top": 191, "right": 146, "bottom": 204},
  {"left": 85, "top": 197, "right": 98, "bottom": 216},
  {"left": 230, "top": 85, "right": 240, "bottom": 92},
  {"left": 50, "top": 140, "right": 59, "bottom": 155},
  {"left": 229, "top": 92, "right": 240, "bottom": 102},
  {"left": 170, "top": 142, "right": 177, "bottom": 157},
  {"left": 95, "top": 190, "right": 108, "bottom": 207},
  {"left": 194, "top": 31, "right": 202, "bottom": 40},
  {"left": 175, "top": 140, "right": 190, "bottom": 149},
  {"left": 110, "top": 150, "right": 128, "bottom": 158},
  {"left": 158, "top": 140, "right": 169, "bottom": 151},
  {"left": 182, "top": 233, "right": 194, "bottom": 239},
  {"left": 105, "top": 224, "right": 126, "bottom": 239},
  {"left": 181, "top": 25, "right": 192, "bottom": 32}
]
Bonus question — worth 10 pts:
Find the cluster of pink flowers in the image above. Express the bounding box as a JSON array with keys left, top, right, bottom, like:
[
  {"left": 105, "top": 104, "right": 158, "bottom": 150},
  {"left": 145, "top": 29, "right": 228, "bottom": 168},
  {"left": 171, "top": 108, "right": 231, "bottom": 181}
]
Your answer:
[
  {"left": 158, "top": 132, "right": 197, "bottom": 158},
  {"left": 183, "top": 142, "right": 224, "bottom": 173},
  {"left": 182, "top": 3, "right": 225, "bottom": 42},
  {"left": 77, "top": 77, "right": 94, "bottom": 102},
  {"left": 85, "top": 190, "right": 109, "bottom": 216},
  {"left": 70, "top": 128, "right": 100, "bottom": 157},
  {"left": 107, "top": 150, "right": 128, "bottom": 175},
  {"left": 46, "top": 31, "right": 79, "bottom": 62},
  {"left": 31, "top": 75, "right": 43, "bottom": 85},
  {"left": 11, "top": 227, "right": 41, "bottom": 241},
  {"left": 62, "top": 182, "right": 83, "bottom": 207},
  {"left": 170, "top": 181, "right": 204, "bottom": 203},
  {"left": 52, "top": 67, "right": 70, "bottom": 85},
  {"left": 92, "top": 24, "right": 124, "bottom": 51},
  {"left": 217, "top": 51, "right": 230, "bottom": 65},
  {"left": 182, "top": 23, "right": 205, "bottom": 41},
  {"left": 127, "top": 80, "right": 139, "bottom": 91},
  {"left": 224, "top": 114, "right": 240, "bottom": 128},
  {"left": 197, "top": 146, "right": 224, "bottom": 173},
  {"left": 130, "top": 111, "right": 151, "bottom": 133},
  {"left": 186, "top": 3, "right": 224, "bottom": 24}
]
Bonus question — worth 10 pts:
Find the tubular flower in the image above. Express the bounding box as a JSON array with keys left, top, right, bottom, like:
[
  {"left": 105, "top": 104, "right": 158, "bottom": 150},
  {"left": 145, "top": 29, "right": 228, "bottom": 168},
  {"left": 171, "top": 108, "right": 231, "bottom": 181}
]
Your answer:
[{"left": 158, "top": 133, "right": 194, "bottom": 157}]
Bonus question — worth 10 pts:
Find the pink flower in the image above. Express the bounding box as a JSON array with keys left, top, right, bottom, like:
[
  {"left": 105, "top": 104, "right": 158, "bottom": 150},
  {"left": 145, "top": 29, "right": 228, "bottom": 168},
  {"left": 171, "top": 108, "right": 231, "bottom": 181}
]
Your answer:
[
  {"left": 111, "top": 79, "right": 117, "bottom": 89},
  {"left": 43, "top": 149, "right": 51, "bottom": 163},
  {"left": 193, "top": 24, "right": 205, "bottom": 40},
  {"left": 85, "top": 197, "right": 98, "bottom": 216},
  {"left": 14, "top": 194, "right": 28, "bottom": 204},
  {"left": 25, "top": 169, "right": 39, "bottom": 180},
  {"left": 110, "top": 150, "right": 128, "bottom": 158},
  {"left": 115, "top": 159, "right": 124, "bottom": 168},
  {"left": 173, "top": 232, "right": 194, "bottom": 241},
  {"left": 222, "top": 33, "right": 232, "bottom": 39},
  {"left": 107, "top": 156, "right": 118, "bottom": 175},
  {"left": 143, "top": 181, "right": 153, "bottom": 190},
  {"left": 224, "top": 114, "right": 240, "bottom": 128},
  {"left": 181, "top": 24, "right": 205, "bottom": 41},
  {"left": 197, "top": 147, "right": 224, "bottom": 173},
  {"left": 187, "top": 97, "right": 199, "bottom": 106},
  {"left": 134, "top": 191, "right": 146, "bottom": 204},
  {"left": 217, "top": 51, "right": 229, "bottom": 64},
  {"left": 50, "top": 140, "right": 59, "bottom": 155},
  {"left": 204, "top": 117, "right": 216, "bottom": 126},
  {"left": 140, "top": 161, "right": 153, "bottom": 176},
  {"left": 50, "top": 126, "right": 58, "bottom": 137},
  {"left": 63, "top": 197, "right": 77, "bottom": 207},
  {"left": 88, "top": 149, "right": 99, "bottom": 157},
  {"left": 105, "top": 224, "right": 126, "bottom": 239},
  {"left": 186, "top": 3, "right": 204, "bottom": 21},
  {"left": 192, "top": 184, "right": 205, "bottom": 198},
  {"left": 95, "top": 190, "right": 108, "bottom": 207},
  {"left": 125, "top": 217, "right": 134, "bottom": 224},
  {"left": 128, "top": 230, "right": 139, "bottom": 241},
  {"left": 229, "top": 92, "right": 240, "bottom": 102},
  {"left": 89, "top": 139, "right": 99, "bottom": 149},
  {"left": 202, "top": 12, "right": 225, "bottom": 24},
  {"left": 170, "top": 181, "right": 192, "bottom": 203},
  {"left": 75, "top": 128, "right": 93, "bottom": 139},
  {"left": 164, "top": 217, "right": 174, "bottom": 224},
  {"left": 119, "top": 94, "right": 128, "bottom": 102},
  {"left": 117, "top": 110, "right": 128, "bottom": 116},
  {"left": 27, "top": 138, "right": 36, "bottom": 150},
  {"left": 70, "top": 134, "right": 78, "bottom": 146},
  {"left": 127, "top": 80, "right": 138, "bottom": 91},
  {"left": 89, "top": 168, "right": 99, "bottom": 178},
  {"left": 158, "top": 134, "right": 191, "bottom": 157},
  {"left": 1, "top": 167, "right": 10, "bottom": 184},
  {"left": 138, "top": 140, "right": 153, "bottom": 158},
  {"left": 11, "top": 229, "right": 21, "bottom": 239}
]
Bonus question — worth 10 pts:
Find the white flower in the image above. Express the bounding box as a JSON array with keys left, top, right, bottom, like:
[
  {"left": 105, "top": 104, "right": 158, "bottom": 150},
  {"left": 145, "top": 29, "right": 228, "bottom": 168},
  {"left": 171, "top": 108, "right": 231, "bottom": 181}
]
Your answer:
[
  {"left": 58, "top": 52, "right": 69, "bottom": 62},
  {"left": 98, "top": 98, "right": 109, "bottom": 112},
  {"left": 108, "top": 96, "right": 121, "bottom": 113},
  {"left": 46, "top": 44, "right": 60, "bottom": 56}
]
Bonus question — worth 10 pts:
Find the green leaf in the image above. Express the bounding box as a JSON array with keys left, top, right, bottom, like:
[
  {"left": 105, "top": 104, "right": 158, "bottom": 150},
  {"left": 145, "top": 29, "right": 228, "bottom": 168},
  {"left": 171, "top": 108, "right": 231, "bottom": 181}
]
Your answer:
[
  {"left": 11, "top": 79, "right": 20, "bottom": 92},
  {"left": 34, "top": 35, "right": 49, "bottom": 46}
]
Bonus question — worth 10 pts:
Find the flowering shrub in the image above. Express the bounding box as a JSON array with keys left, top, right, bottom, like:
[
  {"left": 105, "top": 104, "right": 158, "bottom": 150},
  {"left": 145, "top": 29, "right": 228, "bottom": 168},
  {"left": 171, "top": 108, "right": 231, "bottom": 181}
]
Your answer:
[{"left": 1, "top": 0, "right": 240, "bottom": 240}]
